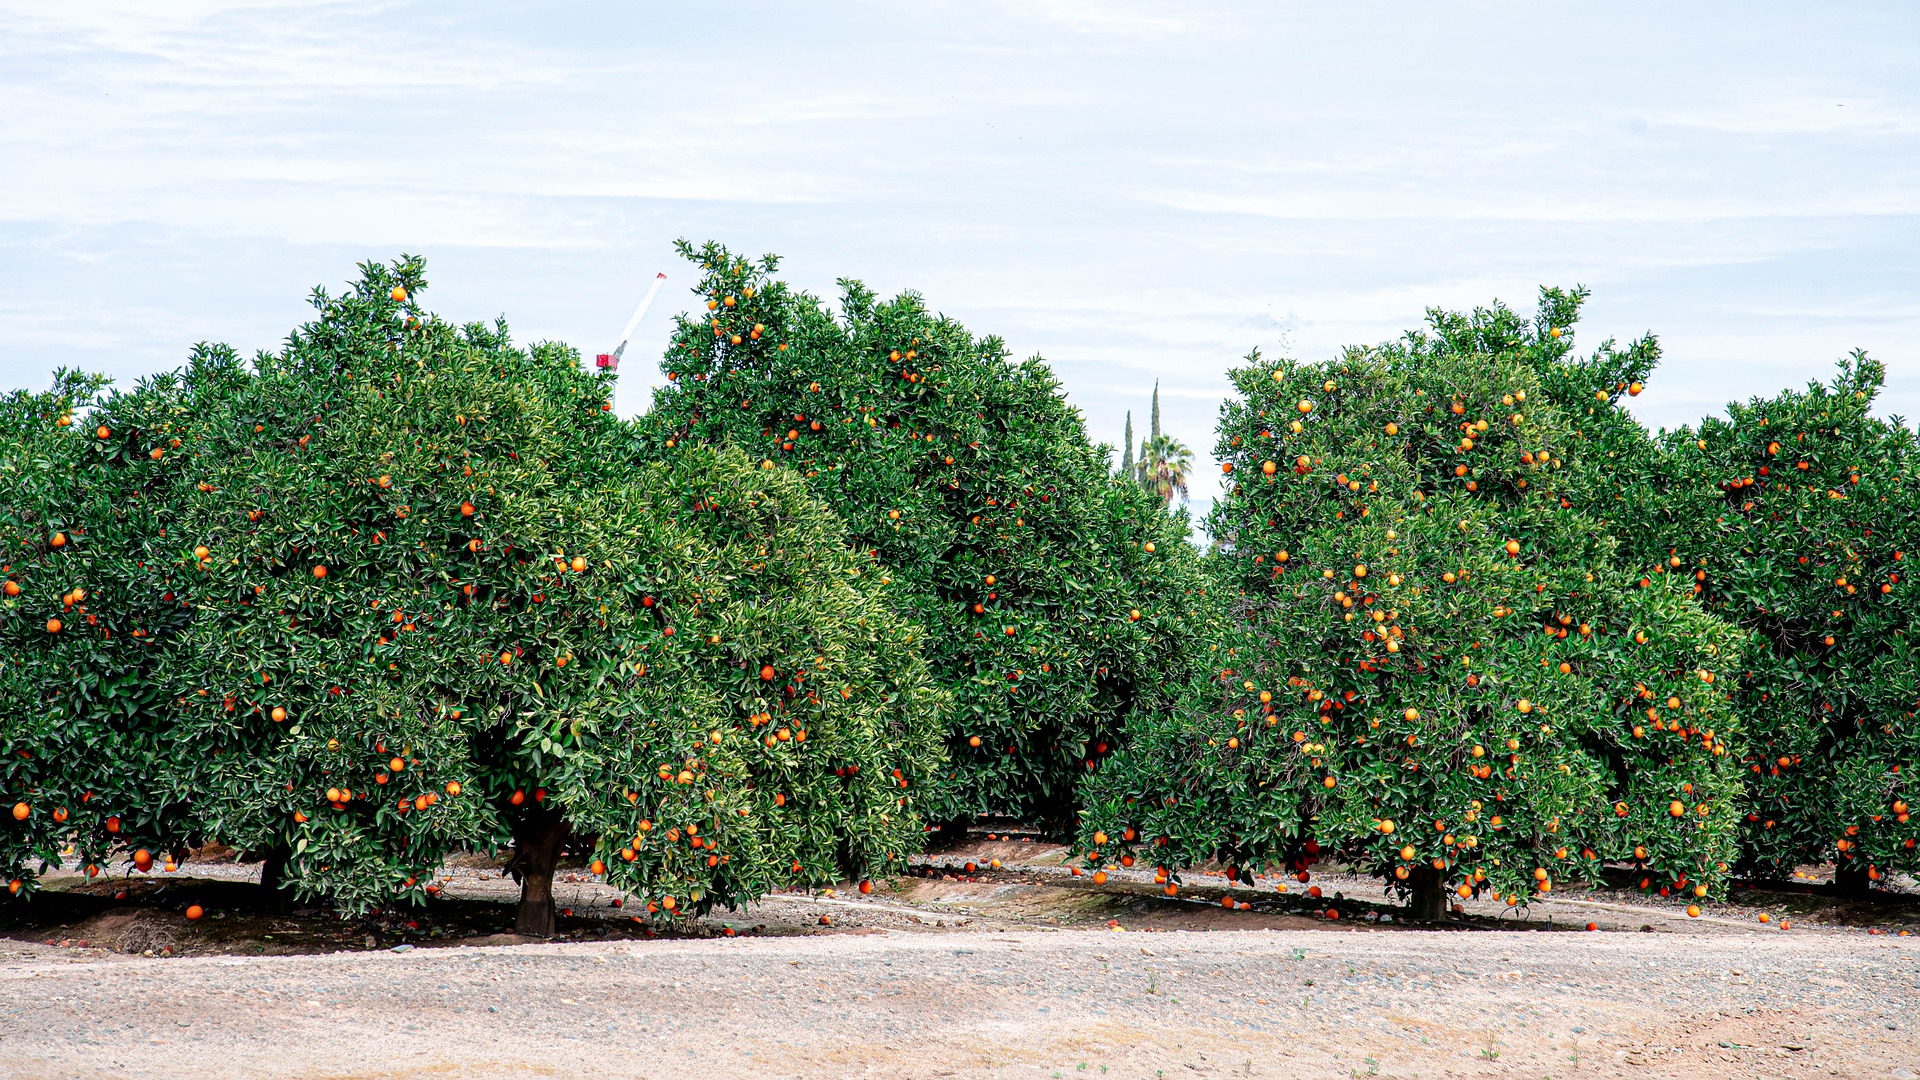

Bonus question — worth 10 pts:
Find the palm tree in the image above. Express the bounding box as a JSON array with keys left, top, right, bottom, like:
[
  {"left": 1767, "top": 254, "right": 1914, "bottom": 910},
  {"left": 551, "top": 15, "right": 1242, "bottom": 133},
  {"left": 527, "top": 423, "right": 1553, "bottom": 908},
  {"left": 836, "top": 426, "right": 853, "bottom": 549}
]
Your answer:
[{"left": 1140, "top": 432, "right": 1192, "bottom": 507}]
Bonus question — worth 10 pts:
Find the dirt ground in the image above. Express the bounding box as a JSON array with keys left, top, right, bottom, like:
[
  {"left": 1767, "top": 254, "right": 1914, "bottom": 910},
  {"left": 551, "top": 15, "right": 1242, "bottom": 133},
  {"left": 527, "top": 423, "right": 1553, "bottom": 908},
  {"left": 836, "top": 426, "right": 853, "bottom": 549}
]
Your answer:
[{"left": 2, "top": 836, "right": 1916, "bottom": 1079}]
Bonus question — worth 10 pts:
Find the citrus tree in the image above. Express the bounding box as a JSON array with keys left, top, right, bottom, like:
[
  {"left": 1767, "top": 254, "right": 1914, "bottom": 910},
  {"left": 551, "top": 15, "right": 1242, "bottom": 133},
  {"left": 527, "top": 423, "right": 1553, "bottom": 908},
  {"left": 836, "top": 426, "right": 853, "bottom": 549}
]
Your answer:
[
  {"left": 90, "top": 259, "right": 943, "bottom": 933},
  {"left": 640, "top": 241, "right": 1208, "bottom": 830},
  {"left": 1, "top": 370, "right": 203, "bottom": 896},
  {"left": 1081, "top": 312, "right": 1746, "bottom": 918},
  {"left": 1616, "top": 356, "right": 1917, "bottom": 890},
  {"left": 1484, "top": 292, "right": 1920, "bottom": 891}
]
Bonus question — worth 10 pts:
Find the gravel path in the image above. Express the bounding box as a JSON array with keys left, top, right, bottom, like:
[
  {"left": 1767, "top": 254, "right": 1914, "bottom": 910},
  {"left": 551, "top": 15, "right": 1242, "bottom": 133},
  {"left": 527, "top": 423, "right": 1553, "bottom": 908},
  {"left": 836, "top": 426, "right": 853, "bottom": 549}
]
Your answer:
[{"left": 2, "top": 925, "right": 1914, "bottom": 1079}]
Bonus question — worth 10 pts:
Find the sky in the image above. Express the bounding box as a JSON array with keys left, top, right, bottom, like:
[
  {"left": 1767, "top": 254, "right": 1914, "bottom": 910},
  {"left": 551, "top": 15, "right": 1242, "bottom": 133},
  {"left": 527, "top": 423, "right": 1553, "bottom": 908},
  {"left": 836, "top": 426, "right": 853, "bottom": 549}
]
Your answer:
[{"left": 3, "top": 1, "right": 1916, "bottom": 515}]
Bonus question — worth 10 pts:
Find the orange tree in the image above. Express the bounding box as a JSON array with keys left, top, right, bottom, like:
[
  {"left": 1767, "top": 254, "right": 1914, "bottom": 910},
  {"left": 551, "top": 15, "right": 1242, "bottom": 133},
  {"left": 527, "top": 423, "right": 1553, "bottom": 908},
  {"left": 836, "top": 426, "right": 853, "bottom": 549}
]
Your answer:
[
  {"left": 95, "top": 259, "right": 943, "bottom": 933},
  {"left": 1080, "top": 317, "right": 1746, "bottom": 918},
  {"left": 1489, "top": 293, "right": 1920, "bottom": 891},
  {"left": 1, "top": 371, "right": 204, "bottom": 894},
  {"left": 1609, "top": 355, "right": 1917, "bottom": 889},
  {"left": 639, "top": 241, "right": 1207, "bottom": 830}
]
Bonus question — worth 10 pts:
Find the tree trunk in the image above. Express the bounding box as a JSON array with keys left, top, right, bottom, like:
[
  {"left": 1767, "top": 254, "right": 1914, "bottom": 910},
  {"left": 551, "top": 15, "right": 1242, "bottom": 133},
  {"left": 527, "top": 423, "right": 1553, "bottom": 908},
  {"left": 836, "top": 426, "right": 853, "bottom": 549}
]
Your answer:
[
  {"left": 256, "top": 846, "right": 293, "bottom": 913},
  {"left": 507, "top": 805, "right": 568, "bottom": 937},
  {"left": 1833, "top": 858, "right": 1873, "bottom": 898},
  {"left": 1406, "top": 866, "right": 1449, "bottom": 922}
]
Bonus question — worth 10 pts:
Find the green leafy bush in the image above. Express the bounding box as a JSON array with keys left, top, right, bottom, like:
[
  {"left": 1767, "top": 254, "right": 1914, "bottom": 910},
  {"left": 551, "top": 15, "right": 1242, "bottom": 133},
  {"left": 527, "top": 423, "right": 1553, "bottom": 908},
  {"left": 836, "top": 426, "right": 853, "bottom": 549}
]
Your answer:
[
  {"left": 1605, "top": 355, "right": 1918, "bottom": 887},
  {"left": 1082, "top": 297, "right": 1746, "bottom": 916},
  {"left": 640, "top": 241, "right": 1208, "bottom": 829},
  {"left": 1, "top": 371, "right": 199, "bottom": 892},
  {"left": 19, "top": 259, "right": 945, "bottom": 932}
]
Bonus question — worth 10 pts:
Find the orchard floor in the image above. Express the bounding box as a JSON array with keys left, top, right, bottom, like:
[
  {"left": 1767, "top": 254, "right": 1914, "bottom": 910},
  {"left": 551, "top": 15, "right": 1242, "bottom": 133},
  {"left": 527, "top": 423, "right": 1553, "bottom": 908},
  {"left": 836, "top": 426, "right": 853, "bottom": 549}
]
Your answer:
[{"left": 1, "top": 837, "right": 1916, "bottom": 1080}]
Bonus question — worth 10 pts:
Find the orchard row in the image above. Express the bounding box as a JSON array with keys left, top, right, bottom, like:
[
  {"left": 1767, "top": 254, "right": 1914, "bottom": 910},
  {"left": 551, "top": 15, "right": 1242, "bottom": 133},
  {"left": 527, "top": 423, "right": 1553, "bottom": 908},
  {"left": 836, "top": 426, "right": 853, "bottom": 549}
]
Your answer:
[{"left": 3, "top": 246, "right": 1913, "bottom": 926}]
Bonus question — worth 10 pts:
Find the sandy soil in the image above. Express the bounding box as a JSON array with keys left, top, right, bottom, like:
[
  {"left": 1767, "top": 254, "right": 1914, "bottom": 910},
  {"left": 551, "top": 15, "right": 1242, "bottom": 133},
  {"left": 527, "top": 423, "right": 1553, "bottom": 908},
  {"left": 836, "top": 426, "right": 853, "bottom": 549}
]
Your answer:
[
  {"left": 2, "top": 924, "right": 1915, "bottom": 1079},
  {"left": 2, "top": 837, "right": 1916, "bottom": 1079}
]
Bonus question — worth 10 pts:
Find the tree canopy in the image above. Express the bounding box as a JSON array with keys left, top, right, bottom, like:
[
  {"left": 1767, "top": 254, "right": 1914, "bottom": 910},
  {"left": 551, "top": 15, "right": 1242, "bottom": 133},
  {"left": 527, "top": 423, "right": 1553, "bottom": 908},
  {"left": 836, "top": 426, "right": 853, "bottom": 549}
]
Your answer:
[{"left": 641, "top": 241, "right": 1210, "bottom": 828}]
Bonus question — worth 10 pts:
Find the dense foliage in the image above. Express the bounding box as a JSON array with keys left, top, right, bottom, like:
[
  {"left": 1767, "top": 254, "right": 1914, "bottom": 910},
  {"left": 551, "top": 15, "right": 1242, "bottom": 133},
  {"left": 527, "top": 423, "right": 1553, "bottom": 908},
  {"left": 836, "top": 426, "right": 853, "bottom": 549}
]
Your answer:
[
  {"left": 7, "top": 261, "right": 946, "bottom": 931},
  {"left": 1599, "top": 356, "right": 1918, "bottom": 888},
  {"left": 1, "top": 371, "right": 198, "bottom": 893},
  {"left": 641, "top": 241, "right": 1209, "bottom": 828},
  {"left": 7, "top": 251, "right": 1915, "bottom": 927},
  {"left": 1081, "top": 297, "right": 1749, "bottom": 916}
]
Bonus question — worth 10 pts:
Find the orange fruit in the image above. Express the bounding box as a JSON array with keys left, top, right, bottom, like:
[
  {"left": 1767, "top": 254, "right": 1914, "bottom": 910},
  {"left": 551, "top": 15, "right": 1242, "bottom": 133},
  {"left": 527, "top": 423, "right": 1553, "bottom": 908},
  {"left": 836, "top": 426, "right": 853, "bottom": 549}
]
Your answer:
[{"left": 185, "top": 905, "right": 204, "bottom": 920}]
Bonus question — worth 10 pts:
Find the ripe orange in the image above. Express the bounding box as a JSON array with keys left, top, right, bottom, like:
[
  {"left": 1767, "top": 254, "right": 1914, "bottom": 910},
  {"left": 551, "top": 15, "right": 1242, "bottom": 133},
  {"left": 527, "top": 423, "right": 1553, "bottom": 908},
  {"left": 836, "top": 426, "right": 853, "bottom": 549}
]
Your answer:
[
  {"left": 445, "top": 781, "right": 462, "bottom": 796},
  {"left": 45, "top": 618, "right": 62, "bottom": 634},
  {"left": 10, "top": 802, "right": 27, "bottom": 821},
  {"left": 312, "top": 565, "right": 327, "bottom": 578},
  {"left": 391, "top": 286, "right": 407, "bottom": 302},
  {"left": 185, "top": 905, "right": 204, "bottom": 920},
  {"left": 50, "top": 532, "right": 67, "bottom": 548}
]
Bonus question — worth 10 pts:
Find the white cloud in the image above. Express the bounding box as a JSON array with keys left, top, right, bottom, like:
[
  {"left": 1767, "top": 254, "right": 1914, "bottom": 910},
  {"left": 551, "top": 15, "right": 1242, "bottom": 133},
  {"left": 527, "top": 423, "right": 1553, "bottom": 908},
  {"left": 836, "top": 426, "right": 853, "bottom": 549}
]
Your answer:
[{"left": 0, "top": 0, "right": 1913, "bottom": 526}]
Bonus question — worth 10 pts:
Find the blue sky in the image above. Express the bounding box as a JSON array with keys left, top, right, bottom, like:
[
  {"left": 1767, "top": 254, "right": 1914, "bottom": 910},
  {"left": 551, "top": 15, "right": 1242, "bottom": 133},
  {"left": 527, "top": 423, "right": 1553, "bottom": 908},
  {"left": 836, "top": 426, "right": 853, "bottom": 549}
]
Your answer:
[{"left": 3, "top": 1, "right": 1915, "bottom": 512}]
